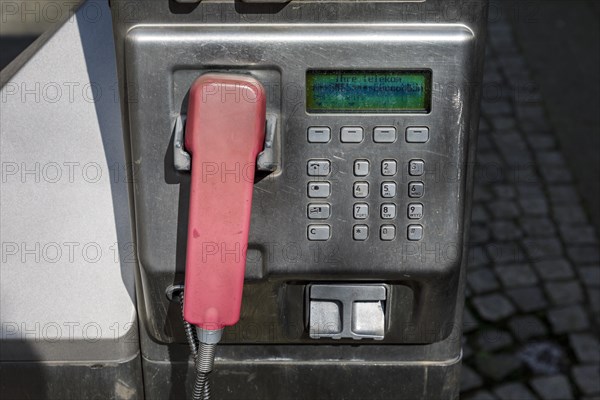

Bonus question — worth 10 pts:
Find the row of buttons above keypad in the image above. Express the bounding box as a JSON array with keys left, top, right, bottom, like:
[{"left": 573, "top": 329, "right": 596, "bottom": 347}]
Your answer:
[{"left": 308, "top": 126, "right": 429, "bottom": 144}]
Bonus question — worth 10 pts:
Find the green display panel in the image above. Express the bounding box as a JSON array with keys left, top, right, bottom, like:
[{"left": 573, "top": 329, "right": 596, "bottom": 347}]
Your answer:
[{"left": 306, "top": 70, "right": 432, "bottom": 113}]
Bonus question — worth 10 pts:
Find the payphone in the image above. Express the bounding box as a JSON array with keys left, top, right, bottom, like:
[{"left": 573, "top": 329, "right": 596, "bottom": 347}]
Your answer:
[{"left": 110, "top": 0, "right": 488, "bottom": 398}]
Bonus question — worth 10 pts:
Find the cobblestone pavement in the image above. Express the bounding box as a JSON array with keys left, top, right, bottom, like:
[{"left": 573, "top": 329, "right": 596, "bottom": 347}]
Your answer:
[{"left": 460, "top": 14, "right": 600, "bottom": 400}]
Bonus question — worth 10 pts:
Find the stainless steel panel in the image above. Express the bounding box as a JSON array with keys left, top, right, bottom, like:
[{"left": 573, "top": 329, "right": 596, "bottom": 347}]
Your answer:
[{"left": 124, "top": 22, "right": 480, "bottom": 344}]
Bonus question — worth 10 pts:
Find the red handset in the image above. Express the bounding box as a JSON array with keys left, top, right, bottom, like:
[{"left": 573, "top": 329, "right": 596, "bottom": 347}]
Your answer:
[{"left": 183, "top": 73, "right": 266, "bottom": 331}]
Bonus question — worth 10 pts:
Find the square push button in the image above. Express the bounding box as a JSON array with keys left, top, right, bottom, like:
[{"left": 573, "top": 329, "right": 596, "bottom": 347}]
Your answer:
[
  {"left": 374, "top": 127, "right": 397, "bottom": 143},
  {"left": 406, "top": 127, "right": 429, "bottom": 143},
  {"left": 353, "top": 225, "right": 369, "bottom": 241},
  {"left": 308, "top": 127, "right": 331, "bottom": 143},
  {"left": 308, "top": 182, "right": 331, "bottom": 198},
  {"left": 341, "top": 127, "right": 364, "bottom": 143},
  {"left": 308, "top": 225, "right": 331, "bottom": 241}
]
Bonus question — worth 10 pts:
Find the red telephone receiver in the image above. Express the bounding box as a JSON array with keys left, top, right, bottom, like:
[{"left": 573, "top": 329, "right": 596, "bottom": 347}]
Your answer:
[{"left": 182, "top": 73, "right": 266, "bottom": 334}]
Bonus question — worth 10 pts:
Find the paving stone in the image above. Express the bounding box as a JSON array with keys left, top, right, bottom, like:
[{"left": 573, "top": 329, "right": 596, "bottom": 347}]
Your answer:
[
  {"left": 518, "top": 341, "right": 567, "bottom": 376},
  {"left": 526, "top": 134, "right": 556, "bottom": 150},
  {"left": 572, "top": 365, "right": 600, "bottom": 395},
  {"left": 492, "top": 184, "right": 516, "bottom": 199},
  {"left": 486, "top": 242, "right": 527, "bottom": 264},
  {"left": 578, "top": 266, "right": 600, "bottom": 287},
  {"left": 522, "top": 238, "right": 563, "bottom": 262},
  {"left": 516, "top": 183, "right": 545, "bottom": 198},
  {"left": 568, "top": 246, "right": 600, "bottom": 265},
  {"left": 586, "top": 288, "right": 600, "bottom": 314},
  {"left": 520, "top": 217, "right": 557, "bottom": 238},
  {"left": 531, "top": 375, "right": 574, "bottom": 400},
  {"left": 493, "top": 382, "right": 536, "bottom": 400},
  {"left": 548, "top": 185, "right": 579, "bottom": 204},
  {"left": 492, "top": 117, "right": 517, "bottom": 130},
  {"left": 461, "top": 365, "right": 483, "bottom": 392},
  {"left": 495, "top": 264, "right": 539, "bottom": 287},
  {"left": 471, "top": 224, "right": 492, "bottom": 245},
  {"left": 489, "top": 200, "right": 521, "bottom": 219},
  {"left": 554, "top": 206, "right": 588, "bottom": 224},
  {"left": 569, "top": 334, "right": 600, "bottom": 364},
  {"left": 481, "top": 100, "right": 512, "bottom": 116},
  {"left": 475, "top": 353, "right": 522, "bottom": 382},
  {"left": 478, "top": 135, "right": 494, "bottom": 151},
  {"left": 516, "top": 104, "right": 546, "bottom": 123},
  {"left": 468, "top": 246, "right": 491, "bottom": 269},
  {"left": 472, "top": 204, "right": 489, "bottom": 223},
  {"left": 468, "top": 268, "right": 501, "bottom": 294},
  {"left": 508, "top": 315, "right": 548, "bottom": 342},
  {"left": 536, "top": 151, "right": 566, "bottom": 167},
  {"left": 475, "top": 328, "right": 513, "bottom": 352},
  {"left": 474, "top": 185, "right": 494, "bottom": 202},
  {"left": 545, "top": 281, "right": 584, "bottom": 306},
  {"left": 506, "top": 287, "right": 548, "bottom": 312},
  {"left": 464, "top": 390, "right": 498, "bottom": 400},
  {"left": 519, "top": 197, "right": 549, "bottom": 216},
  {"left": 534, "top": 259, "right": 575, "bottom": 280},
  {"left": 547, "top": 305, "right": 590, "bottom": 334},
  {"left": 490, "top": 220, "right": 523, "bottom": 241},
  {"left": 463, "top": 339, "right": 474, "bottom": 359},
  {"left": 472, "top": 294, "right": 515, "bottom": 322},
  {"left": 541, "top": 167, "right": 573, "bottom": 184},
  {"left": 520, "top": 118, "right": 552, "bottom": 133},
  {"left": 560, "top": 225, "right": 598, "bottom": 246},
  {"left": 463, "top": 307, "right": 479, "bottom": 334}
]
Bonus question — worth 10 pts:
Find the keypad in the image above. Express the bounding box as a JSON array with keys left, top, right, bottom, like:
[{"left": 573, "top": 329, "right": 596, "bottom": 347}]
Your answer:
[{"left": 306, "top": 125, "right": 429, "bottom": 241}]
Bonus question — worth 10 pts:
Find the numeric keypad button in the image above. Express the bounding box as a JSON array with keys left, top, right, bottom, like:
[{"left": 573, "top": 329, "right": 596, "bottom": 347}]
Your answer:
[
  {"left": 381, "top": 204, "right": 396, "bottom": 219},
  {"left": 380, "top": 225, "right": 396, "bottom": 241},
  {"left": 409, "top": 160, "right": 425, "bottom": 176},
  {"left": 408, "top": 203, "right": 424, "bottom": 220},
  {"left": 354, "top": 160, "right": 370, "bottom": 177},
  {"left": 353, "top": 182, "right": 369, "bottom": 198},
  {"left": 381, "top": 182, "right": 397, "bottom": 198},
  {"left": 408, "top": 182, "right": 424, "bottom": 198},
  {"left": 353, "top": 225, "right": 369, "bottom": 241},
  {"left": 381, "top": 160, "right": 397, "bottom": 176},
  {"left": 353, "top": 203, "right": 369, "bottom": 219}
]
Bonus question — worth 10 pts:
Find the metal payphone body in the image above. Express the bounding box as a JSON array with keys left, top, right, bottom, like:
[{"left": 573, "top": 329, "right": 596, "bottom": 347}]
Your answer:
[{"left": 110, "top": 0, "right": 488, "bottom": 398}]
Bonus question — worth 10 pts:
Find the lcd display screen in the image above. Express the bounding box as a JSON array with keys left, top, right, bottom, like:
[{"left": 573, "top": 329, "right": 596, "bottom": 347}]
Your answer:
[{"left": 306, "top": 70, "right": 432, "bottom": 113}]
